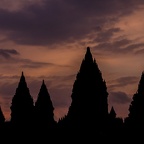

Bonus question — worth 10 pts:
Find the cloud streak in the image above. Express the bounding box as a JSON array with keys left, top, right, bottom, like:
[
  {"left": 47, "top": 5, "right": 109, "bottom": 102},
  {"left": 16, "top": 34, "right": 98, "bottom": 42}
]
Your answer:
[
  {"left": 108, "top": 76, "right": 138, "bottom": 90},
  {"left": 109, "top": 91, "right": 131, "bottom": 104},
  {"left": 0, "top": 48, "right": 70, "bottom": 69},
  {"left": 0, "top": 49, "right": 19, "bottom": 58}
]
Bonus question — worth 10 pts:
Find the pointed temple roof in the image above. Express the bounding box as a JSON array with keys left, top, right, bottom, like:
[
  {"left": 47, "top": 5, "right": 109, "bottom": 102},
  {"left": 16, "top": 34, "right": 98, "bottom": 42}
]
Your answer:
[
  {"left": 110, "top": 106, "right": 116, "bottom": 118},
  {"left": 14, "top": 71, "right": 32, "bottom": 98},
  {"left": 38, "top": 80, "right": 49, "bottom": 97},
  {"left": 18, "top": 71, "right": 27, "bottom": 88},
  {"left": 35, "top": 80, "right": 54, "bottom": 110}
]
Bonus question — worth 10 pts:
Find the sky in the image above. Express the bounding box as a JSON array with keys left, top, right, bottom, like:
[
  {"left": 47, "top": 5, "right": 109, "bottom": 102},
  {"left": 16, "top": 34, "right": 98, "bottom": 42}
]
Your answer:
[{"left": 0, "top": 0, "right": 144, "bottom": 121}]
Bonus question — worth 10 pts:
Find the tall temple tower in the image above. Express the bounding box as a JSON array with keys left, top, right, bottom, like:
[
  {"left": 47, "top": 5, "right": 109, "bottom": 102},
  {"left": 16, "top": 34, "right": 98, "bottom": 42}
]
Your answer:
[
  {"left": 10, "top": 72, "right": 34, "bottom": 125},
  {"left": 34, "top": 80, "right": 56, "bottom": 128},
  {"left": 125, "top": 71, "right": 144, "bottom": 128},
  {"left": 59, "top": 47, "right": 109, "bottom": 128}
]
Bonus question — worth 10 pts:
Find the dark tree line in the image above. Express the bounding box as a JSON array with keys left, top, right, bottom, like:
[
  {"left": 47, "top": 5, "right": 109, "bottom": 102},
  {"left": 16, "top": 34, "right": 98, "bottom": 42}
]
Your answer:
[{"left": 0, "top": 47, "right": 143, "bottom": 142}]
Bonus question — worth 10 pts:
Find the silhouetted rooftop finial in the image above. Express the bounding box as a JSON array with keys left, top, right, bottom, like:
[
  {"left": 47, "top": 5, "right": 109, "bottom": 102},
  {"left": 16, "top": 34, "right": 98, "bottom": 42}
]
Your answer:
[
  {"left": 18, "top": 71, "right": 27, "bottom": 88},
  {"left": 85, "top": 47, "right": 93, "bottom": 62},
  {"left": 20, "top": 71, "right": 25, "bottom": 81},
  {"left": 87, "top": 47, "right": 90, "bottom": 52},
  {"left": 41, "top": 80, "right": 47, "bottom": 89}
]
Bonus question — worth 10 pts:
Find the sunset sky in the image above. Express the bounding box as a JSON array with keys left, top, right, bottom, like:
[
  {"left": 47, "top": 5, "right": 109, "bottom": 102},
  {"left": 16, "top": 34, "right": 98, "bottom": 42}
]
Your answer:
[{"left": 0, "top": 0, "right": 144, "bottom": 121}]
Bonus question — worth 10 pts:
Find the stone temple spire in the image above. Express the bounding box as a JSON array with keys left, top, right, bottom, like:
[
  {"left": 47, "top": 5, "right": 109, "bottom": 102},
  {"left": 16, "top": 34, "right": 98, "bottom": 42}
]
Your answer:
[
  {"left": 34, "top": 80, "right": 56, "bottom": 128},
  {"left": 64, "top": 47, "right": 109, "bottom": 129},
  {"left": 10, "top": 72, "right": 34, "bottom": 125}
]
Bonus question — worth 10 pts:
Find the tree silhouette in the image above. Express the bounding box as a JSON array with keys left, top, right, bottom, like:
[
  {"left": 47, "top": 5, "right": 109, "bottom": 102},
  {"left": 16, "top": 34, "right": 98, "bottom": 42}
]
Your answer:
[
  {"left": 34, "top": 80, "right": 56, "bottom": 128},
  {"left": 10, "top": 72, "right": 34, "bottom": 126}
]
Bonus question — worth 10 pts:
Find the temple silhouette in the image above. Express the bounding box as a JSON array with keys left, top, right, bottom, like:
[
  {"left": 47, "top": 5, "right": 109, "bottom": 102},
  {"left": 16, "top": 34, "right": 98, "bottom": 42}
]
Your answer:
[{"left": 0, "top": 47, "right": 143, "bottom": 141}]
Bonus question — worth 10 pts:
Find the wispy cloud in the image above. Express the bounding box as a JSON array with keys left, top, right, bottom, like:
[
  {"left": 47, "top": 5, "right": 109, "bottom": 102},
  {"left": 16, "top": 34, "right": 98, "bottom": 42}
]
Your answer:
[
  {"left": 109, "top": 91, "right": 131, "bottom": 104},
  {"left": 0, "top": 49, "right": 19, "bottom": 58},
  {"left": 108, "top": 76, "right": 138, "bottom": 90},
  {"left": 94, "top": 37, "right": 144, "bottom": 55},
  {"left": 0, "top": 49, "right": 70, "bottom": 69}
]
